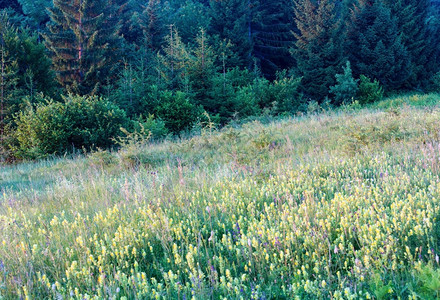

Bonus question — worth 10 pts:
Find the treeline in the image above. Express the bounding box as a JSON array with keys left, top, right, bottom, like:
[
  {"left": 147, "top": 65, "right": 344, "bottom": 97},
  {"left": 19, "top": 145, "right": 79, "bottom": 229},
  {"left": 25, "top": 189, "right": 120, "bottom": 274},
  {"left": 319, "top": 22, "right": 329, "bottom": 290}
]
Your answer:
[{"left": 1, "top": 0, "right": 440, "bottom": 160}]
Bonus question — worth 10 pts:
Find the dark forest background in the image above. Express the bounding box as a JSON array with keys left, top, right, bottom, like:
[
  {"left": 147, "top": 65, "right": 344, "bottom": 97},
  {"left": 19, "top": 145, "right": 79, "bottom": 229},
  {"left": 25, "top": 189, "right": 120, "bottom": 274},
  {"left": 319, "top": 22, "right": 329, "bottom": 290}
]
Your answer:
[{"left": 1, "top": 0, "right": 440, "bottom": 160}]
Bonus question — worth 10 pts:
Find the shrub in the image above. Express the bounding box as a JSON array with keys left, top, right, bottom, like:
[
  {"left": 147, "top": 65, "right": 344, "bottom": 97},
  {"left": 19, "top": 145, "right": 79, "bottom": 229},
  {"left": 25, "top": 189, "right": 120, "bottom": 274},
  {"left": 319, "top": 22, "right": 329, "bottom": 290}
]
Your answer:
[
  {"left": 12, "top": 94, "right": 129, "bottom": 159},
  {"left": 330, "top": 61, "right": 359, "bottom": 105},
  {"left": 306, "top": 100, "right": 320, "bottom": 115},
  {"left": 234, "top": 71, "right": 303, "bottom": 119},
  {"left": 358, "top": 75, "right": 384, "bottom": 105},
  {"left": 64, "top": 95, "right": 129, "bottom": 149},
  {"left": 233, "top": 84, "right": 263, "bottom": 119},
  {"left": 12, "top": 101, "right": 68, "bottom": 159},
  {"left": 208, "top": 68, "right": 255, "bottom": 124},
  {"left": 132, "top": 114, "right": 168, "bottom": 140},
  {"left": 154, "top": 91, "right": 203, "bottom": 134},
  {"left": 271, "top": 71, "right": 303, "bottom": 114}
]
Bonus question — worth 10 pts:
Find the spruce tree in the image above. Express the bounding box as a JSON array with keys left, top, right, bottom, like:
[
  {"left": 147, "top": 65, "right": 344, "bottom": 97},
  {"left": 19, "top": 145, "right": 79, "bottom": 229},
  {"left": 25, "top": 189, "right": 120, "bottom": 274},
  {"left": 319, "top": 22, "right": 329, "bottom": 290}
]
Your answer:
[
  {"left": 346, "top": 0, "right": 411, "bottom": 91},
  {"left": 17, "top": 0, "right": 52, "bottom": 30},
  {"left": 156, "top": 25, "right": 191, "bottom": 91},
  {"left": 169, "top": 0, "right": 211, "bottom": 45},
  {"left": 0, "top": 11, "right": 54, "bottom": 125},
  {"left": 114, "top": 0, "right": 143, "bottom": 45},
  {"left": 330, "top": 61, "right": 359, "bottom": 105},
  {"left": 293, "top": 0, "right": 344, "bottom": 101},
  {"left": 0, "top": 15, "right": 19, "bottom": 137},
  {"left": 208, "top": 0, "right": 255, "bottom": 69},
  {"left": 140, "top": 0, "right": 166, "bottom": 51},
  {"left": 188, "top": 28, "right": 216, "bottom": 107},
  {"left": 383, "top": 0, "right": 439, "bottom": 88},
  {"left": 252, "top": 0, "right": 295, "bottom": 79},
  {"left": 44, "top": 0, "right": 123, "bottom": 95},
  {"left": 112, "top": 53, "right": 157, "bottom": 117}
]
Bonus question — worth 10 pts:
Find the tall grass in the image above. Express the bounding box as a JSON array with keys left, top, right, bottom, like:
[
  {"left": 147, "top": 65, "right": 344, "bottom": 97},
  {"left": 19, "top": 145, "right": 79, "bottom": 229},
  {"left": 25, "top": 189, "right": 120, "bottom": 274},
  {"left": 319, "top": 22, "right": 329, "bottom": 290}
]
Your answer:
[{"left": 1, "top": 94, "right": 440, "bottom": 299}]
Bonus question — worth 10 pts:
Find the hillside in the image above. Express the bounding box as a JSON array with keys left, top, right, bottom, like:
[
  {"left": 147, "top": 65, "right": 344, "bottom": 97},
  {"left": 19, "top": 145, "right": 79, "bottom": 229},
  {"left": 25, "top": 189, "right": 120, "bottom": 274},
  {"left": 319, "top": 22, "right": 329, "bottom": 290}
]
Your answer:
[{"left": 2, "top": 94, "right": 440, "bottom": 299}]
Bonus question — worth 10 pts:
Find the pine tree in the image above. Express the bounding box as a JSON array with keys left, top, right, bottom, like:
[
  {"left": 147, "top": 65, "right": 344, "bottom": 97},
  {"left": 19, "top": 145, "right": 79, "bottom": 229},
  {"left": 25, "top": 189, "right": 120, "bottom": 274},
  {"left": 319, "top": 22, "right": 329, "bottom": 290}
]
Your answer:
[
  {"left": 383, "top": 0, "right": 438, "bottom": 88},
  {"left": 156, "top": 25, "right": 191, "bottom": 91},
  {"left": 330, "top": 61, "right": 359, "bottom": 105},
  {"left": 346, "top": 0, "right": 411, "bottom": 91},
  {"left": 17, "top": 0, "right": 52, "bottom": 30},
  {"left": 293, "top": 0, "right": 344, "bottom": 101},
  {"left": 0, "top": 12, "right": 19, "bottom": 138},
  {"left": 252, "top": 0, "right": 295, "bottom": 79},
  {"left": 140, "top": 0, "right": 166, "bottom": 51},
  {"left": 208, "top": 0, "right": 255, "bottom": 69},
  {"left": 44, "top": 0, "right": 123, "bottom": 95},
  {"left": 188, "top": 28, "right": 217, "bottom": 107},
  {"left": 169, "top": 0, "right": 211, "bottom": 45},
  {"left": 0, "top": 11, "right": 54, "bottom": 127},
  {"left": 114, "top": 0, "right": 143, "bottom": 45}
]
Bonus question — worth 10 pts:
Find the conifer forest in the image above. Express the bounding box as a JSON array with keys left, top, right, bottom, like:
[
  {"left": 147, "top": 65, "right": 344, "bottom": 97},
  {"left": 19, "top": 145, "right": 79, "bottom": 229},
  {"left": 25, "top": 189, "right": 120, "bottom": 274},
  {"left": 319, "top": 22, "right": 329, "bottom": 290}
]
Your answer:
[
  {"left": 3, "top": 0, "right": 440, "bottom": 299},
  {"left": 0, "top": 0, "right": 439, "bottom": 159}
]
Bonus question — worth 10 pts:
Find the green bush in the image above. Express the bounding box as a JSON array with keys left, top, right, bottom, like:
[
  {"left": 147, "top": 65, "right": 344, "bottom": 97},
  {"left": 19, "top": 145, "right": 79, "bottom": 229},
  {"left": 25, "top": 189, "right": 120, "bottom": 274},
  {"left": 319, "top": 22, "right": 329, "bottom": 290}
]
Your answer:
[
  {"left": 330, "top": 61, "right": 359, "bottom": 105},
  {"left": 234, "top": 71, "right": 302, "bottom": 118},
  {"left": 207, "top": 68, "right": 255, "bottom": 124},
  {"left": 12, "top": 94, "right": 129, "bottom": 159},
  {"left": 233, "top": 84, "right": 263, "bottom": 119},
  {"left": 154, "top": 91, "right": 203, "bottom": 134},
  {"left": 65, "top": 95, "right": 129, "bottom": 149},
  {"left": 132, "top": 114, "right": 168, "bottom": 139},
  {"left": 271, "top": 71, "right": 303, "bottom": 114},
  {"left": 12, "top": 101, "right": 68, "bottom": 159},
  {"left": 358, "top": 75, "right": 384, "bottom": 105}
]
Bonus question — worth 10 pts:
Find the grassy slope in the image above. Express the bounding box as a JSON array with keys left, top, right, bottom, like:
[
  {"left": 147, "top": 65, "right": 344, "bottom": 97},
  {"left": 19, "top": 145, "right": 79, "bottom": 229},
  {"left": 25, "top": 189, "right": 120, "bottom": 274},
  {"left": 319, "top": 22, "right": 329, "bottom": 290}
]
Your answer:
[{"left": 1, "top": 94, "right": 440, "bottom": 299}]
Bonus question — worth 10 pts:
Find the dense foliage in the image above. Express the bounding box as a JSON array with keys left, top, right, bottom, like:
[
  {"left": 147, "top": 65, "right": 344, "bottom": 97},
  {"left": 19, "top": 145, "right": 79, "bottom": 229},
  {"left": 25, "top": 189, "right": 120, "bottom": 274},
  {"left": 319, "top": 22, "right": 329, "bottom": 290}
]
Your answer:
[
  {"left": 11, "top": 94, "right": 129, "bottom": 159},
  {"left": 0, "top": 0, "right": 439, "bottom": 159}
]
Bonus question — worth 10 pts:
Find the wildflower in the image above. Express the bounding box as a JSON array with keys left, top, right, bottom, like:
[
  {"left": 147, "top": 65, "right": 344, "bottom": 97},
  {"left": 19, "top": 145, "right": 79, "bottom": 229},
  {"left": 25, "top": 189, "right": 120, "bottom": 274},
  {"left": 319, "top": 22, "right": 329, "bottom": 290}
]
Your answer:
[
  {"left": 225, "top": 269, "right": 231, "bottom": 280},
  {"left": 208, "top": 231, "right": 214, "bottom": 242}
]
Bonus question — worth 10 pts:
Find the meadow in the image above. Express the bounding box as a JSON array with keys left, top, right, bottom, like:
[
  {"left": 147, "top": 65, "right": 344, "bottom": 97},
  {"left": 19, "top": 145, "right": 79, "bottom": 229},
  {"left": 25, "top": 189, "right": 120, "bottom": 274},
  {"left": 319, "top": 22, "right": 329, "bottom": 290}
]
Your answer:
[{"left": 2, "top": 94, "right": 440, "bottom": 299}]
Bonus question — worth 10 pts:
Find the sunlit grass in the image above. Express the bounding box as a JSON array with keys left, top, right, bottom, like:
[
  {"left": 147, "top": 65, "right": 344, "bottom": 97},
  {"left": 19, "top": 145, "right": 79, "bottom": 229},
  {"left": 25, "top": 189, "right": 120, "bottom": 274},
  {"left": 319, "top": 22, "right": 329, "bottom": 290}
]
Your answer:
[{"left": 1, "top": 94, "right": 440, "bottom": 299}]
